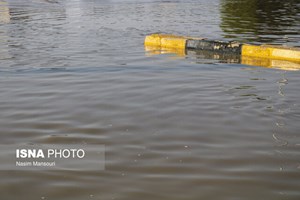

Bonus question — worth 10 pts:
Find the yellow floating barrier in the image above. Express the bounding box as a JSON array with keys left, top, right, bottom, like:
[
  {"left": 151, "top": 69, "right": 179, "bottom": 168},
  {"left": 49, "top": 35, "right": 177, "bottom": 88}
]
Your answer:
[
  {"left": 242, "top": 44, "right": 300, "bottom": 62},
  {"left": 144, "top": 34, "right": 300, "bottom": 63},
  {"left": 144, "top": 34, "right": 188, "bottom": 49},
  {"left": 144, "top": 34, "right": 300, "bottom": 70}
]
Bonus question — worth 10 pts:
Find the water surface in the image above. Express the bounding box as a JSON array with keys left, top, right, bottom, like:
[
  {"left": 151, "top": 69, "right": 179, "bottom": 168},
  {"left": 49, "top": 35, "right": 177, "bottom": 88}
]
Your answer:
[{"left": 0, "top": 0, "right": 300, "bottom": 199}]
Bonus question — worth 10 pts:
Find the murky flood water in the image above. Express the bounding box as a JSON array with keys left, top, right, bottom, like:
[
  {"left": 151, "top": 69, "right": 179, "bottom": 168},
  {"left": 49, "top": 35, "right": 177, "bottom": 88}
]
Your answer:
[{"left": 0, "top": 0, "right": 300, "bottom": 199}]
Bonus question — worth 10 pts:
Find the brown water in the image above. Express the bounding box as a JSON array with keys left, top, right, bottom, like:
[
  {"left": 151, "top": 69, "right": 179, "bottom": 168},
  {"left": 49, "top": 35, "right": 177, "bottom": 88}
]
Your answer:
[{"left": 0, "top": 0, "right": 300, "bottom": 199}]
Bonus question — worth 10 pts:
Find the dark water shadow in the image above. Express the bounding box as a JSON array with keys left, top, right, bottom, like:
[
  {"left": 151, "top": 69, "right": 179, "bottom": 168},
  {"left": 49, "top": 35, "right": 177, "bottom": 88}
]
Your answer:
[{"left": 220, "top": 0, "right": 300, "bottom": 45}]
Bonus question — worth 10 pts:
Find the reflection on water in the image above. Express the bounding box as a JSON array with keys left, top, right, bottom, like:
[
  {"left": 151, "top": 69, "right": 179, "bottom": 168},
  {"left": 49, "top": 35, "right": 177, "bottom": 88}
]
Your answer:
[
  {"left": 145, "top": 45, "right": 300, "bottom": 71},
  {"left": 0, "top": 0, "right": 10, "bottom": 23},
  {"left": 0, "top": 0, "right": 300, "bottom": 200},
  {"left": 0, "top": 0, "right": 10, "bottom": 59},
  {"left": 220, "top": 0, "right": 300, "bottom": 45}
]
